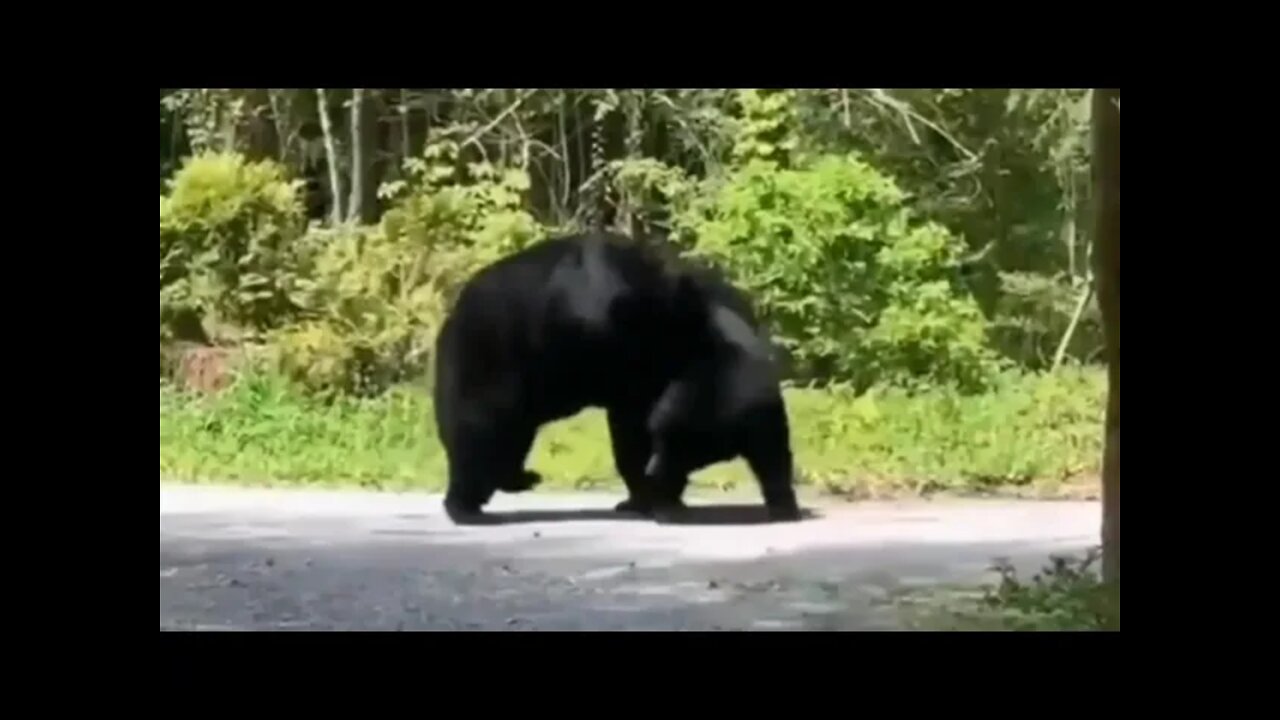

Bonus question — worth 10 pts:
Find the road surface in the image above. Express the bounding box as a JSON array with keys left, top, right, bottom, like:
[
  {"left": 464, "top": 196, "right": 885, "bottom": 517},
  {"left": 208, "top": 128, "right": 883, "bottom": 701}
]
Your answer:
[{"left": 159, "top": 485, "right": 1100, "bottom": 631}]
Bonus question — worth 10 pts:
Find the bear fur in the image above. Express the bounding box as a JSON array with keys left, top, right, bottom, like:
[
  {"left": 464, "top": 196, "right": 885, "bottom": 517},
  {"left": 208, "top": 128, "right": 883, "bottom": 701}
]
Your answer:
[
  {"left": 431, "top": 230, "right": 799, "bottom": 524},
  {"left": 641, "top": 278, "right": 801, "bottom": 522}
]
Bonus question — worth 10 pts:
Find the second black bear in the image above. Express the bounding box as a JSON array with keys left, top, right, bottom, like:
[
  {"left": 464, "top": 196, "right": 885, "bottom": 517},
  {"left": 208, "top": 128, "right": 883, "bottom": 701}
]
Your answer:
[
  {"left": 431, "top": 230, "right": 799, "bottom": 524},
  {"left": 641, "top": 278, "right": 801, "bottom": 522}
]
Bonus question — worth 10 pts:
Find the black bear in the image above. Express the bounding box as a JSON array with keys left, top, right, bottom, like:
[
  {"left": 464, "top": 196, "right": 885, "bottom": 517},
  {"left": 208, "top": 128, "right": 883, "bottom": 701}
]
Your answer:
[
  {"left": 431, "top": 230, "right": 799, "bottom": 524},
  {"left": 641, "top": 276, "right": 801, "bottom": 523}
]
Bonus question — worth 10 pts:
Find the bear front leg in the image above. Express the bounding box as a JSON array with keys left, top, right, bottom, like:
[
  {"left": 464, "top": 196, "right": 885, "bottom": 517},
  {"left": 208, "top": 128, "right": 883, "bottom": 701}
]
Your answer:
[
  {"left": 607, "top": 407, "right": 657, "bottom": 515},
  {"left": 639, "top": 444, "right": 690, "bottom": 523},
  {"left": 744, "top": 447, "right": 801, "bottom": 522},
  {"left": 649, "top": 469, "right": 690, "bottom": 524},
  {"left": 493, "top": 424, "right": 542, "bottom": 494},
  {"left": 442, "top": 420, "right": 535, "bottom": 525},
  {"left": 443, "top": 455, "right": 498, "bottom": 525}
]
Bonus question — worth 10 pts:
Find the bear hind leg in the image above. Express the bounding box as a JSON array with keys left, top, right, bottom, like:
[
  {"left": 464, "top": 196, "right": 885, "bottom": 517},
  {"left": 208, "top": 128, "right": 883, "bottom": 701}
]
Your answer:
[
  {"left": 607, "top": 407, "right": 657, "bottom": 515},
  {"left": 443, "top": 421, "right": 539, "bottom": 525}
]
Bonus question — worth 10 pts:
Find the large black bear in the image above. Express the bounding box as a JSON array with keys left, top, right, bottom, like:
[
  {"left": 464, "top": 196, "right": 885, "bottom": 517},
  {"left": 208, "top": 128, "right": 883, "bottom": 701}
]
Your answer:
[{"left": 431, "top": 230, "right": 799, "bottom": 524}]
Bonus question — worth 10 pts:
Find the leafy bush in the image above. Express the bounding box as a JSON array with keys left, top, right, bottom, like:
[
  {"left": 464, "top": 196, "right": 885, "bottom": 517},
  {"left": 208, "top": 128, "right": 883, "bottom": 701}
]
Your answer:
[
  {"left": 898, "top": 548, "right": 1118, "bottom": 631},
  {"left": 265, "top": 141, "right": 544, "bottom": 396},
  {"left": 675, "top": 153, "right": 1004, "bottom": 391},
  {"left": 379, "top": 136, "right": 544, "bottom": 258},
  {"left": 979, "top": 548, "right": 1118, "bottom": 630},
  {"left": 730, "top": 89, "right": 800, "bottom": 166},
  {"left": 993, "top": 270, "right": 1103, "bottom": 369},
  {"left": 160, "top": 152, "right": 307, "bottom": 342},
  {"left": 266, "top": 224, "right": 467, "bottom": 395},
  {"left": 606, "top": 157, "right": 697, "bottom": 234}
]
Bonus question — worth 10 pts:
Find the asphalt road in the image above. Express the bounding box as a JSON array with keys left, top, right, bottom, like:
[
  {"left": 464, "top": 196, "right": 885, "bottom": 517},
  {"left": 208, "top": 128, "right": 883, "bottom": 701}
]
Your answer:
[{"left": 159, "top": 485, "right": 1100, "bottom": 631}]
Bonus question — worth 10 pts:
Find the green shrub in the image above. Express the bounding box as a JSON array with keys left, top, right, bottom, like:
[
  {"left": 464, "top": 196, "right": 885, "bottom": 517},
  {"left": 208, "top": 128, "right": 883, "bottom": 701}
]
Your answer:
[
  {"left": 993, "top": 270, "right": 1104, "bottom": 369},
  {"left": 898, "top": 548, "right": 1118, "bottom": 631},
  {"left": 264, "top": 141, "right": 545, "bottom": 396},
  {"left": 730, "top": 89, "right": 800, "bottom": 166},
  {"left": 379, "top": 136, "right": 544, "bottom": 259},
  {"left": 265, "top": 224, "right": 468, "bottom": 396},
  {"left": 674, "top": 153, "right": 1003, "bottom": 391},
  {"left": 160, "top": 151, "right": 307, "bottom": 342},
  {"left": 979, "top": 548, "right": 1117, "bottom": 630}
]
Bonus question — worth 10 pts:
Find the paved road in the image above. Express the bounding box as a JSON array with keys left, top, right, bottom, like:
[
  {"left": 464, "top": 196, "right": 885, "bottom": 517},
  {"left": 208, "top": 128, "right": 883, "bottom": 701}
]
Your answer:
[{"left": 159, "top": 485, "right": 1100, "bottom": 631}]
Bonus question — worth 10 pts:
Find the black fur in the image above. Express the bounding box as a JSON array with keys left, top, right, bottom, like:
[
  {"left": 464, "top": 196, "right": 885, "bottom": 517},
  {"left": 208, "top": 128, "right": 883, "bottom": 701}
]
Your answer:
[
  {"left": 432, "top": 230, "right": 798, "bottom": 524},
  {"left": 642, "top": 283, "right": 801, "bottom": 523}
]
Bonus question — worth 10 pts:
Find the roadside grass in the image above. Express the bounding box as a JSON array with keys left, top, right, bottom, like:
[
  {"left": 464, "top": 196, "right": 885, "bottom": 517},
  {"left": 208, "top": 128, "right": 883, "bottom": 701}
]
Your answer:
[
  {"left": 160, "top": 366, "right": 1105, "bottom": 498},
  {"left": 891, "top": 547, "right": 1119, "bottom": 631}
]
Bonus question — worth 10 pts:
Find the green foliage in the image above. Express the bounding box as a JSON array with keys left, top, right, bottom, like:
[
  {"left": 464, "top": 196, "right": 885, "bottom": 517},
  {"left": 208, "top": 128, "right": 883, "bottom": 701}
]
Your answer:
[
  {"left": 263, "top": 139, "right": 544, "bottom": 396},
  {"left": 380, "top": 136, "right": 544, "bottom": 258},
  {"left": 160, "top": 367, "right": 1104, "bottom": 496},
  {"left": 786, "top": 89, "right": 1100, "bottom": 363},
  {"left": 980, "top": 548, "right": 1118, "bottom": 630},
  {"left": 160, "top": 370, "right": 436, "bottom": 488},
  {"left": 676, "top": 153, "right": 1003, "bottom": 390},
  {"left": 731, "top": 89, "right": 800, "bottom": 166},
  {"left": 158, "top": 88, "right": 1109, "bottom": 372},
  {"left": 266, "top": 224, "right": 473, "bottom": 396},
  {"left": 784, "top": 367, "right": 1104, "bottom": 494},
  {"left": 606, "top": 157, "right": 696, "bottom": 233},
  {"left": 160, "top": 89, "right": 250, "bottom": 156},
  {"left": 899, "top": 547, "right": 1118, "bottom": 631},
  {"left": 994, "top": 271, "right": 1101, "bottom": 369},
  {"left": 160, "top": 152, "right": 307, "bottom": 342}
]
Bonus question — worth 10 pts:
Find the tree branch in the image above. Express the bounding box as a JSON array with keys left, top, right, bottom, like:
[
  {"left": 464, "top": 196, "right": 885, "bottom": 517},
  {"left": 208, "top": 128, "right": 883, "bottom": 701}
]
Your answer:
[
  {"left": 315, "top": 88, "right": 344, "bottom": 225},
  {"left": 652, "top": 93, "right": 718, "bottom": 175},
  {"left": 459, "top": 89, "right": 537, "bottom": 149},
  {"left": 1051, "top": 279, "right": 1093, "bottom": 372},
  {"left": 861, "top": 89, "right": 978, "bottom": 161}
]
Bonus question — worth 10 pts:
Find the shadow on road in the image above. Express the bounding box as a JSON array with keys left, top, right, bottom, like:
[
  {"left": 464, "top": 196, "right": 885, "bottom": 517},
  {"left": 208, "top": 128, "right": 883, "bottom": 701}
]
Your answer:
[{"left": 472, "top": 504, "right": 820, "bottom": 526}]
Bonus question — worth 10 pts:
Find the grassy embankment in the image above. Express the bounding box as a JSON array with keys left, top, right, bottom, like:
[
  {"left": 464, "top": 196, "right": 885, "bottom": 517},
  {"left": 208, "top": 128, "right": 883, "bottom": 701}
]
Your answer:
[{"left": 160, "top": 367, "right": 1104, "bottom": 499}]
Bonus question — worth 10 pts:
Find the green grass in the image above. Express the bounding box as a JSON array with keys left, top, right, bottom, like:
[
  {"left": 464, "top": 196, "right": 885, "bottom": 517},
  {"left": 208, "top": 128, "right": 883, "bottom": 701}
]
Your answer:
[
  {"left": 159, "top": 366, "right": 1105, "bottom": 497},
  {"left": 892, "top": 548, "right": 1119, "bottom": 631}
]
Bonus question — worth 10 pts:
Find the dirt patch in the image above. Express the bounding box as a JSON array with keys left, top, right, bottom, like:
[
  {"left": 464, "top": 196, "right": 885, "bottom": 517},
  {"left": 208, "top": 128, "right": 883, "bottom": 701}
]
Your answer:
[{"left": 163, "top": 343, "right": 244, "bottom": 394}]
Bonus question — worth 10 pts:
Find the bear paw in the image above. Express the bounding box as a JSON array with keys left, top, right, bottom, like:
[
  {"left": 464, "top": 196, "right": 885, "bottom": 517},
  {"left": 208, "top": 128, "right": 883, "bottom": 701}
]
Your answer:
[
  {"left": 497, "top": 469, "right": 542, "bottom": 493},
  {"left": 443, "top": 497, "right": 497, "bottom": 525},
  {"left": 766, "top": 502, "right": 803, "bottom": 522},
  {"left": 651, "top": 501, "right": 689, "bottom": 525},
  {"left": 614, "top": 496, "right": 654, "bottom": 515}
]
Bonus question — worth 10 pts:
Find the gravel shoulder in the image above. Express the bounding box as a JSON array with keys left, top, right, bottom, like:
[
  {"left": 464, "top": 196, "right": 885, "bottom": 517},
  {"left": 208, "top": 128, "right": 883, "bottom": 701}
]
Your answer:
[{"left": 159, "top": 484, "right": 1100, "bottom": 631}]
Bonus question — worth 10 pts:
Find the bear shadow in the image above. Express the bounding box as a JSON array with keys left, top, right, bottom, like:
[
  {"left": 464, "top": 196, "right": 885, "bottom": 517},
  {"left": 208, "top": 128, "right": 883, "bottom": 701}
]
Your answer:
[{"left": 475, "top": 504, "right": 819, "bottom": 526}]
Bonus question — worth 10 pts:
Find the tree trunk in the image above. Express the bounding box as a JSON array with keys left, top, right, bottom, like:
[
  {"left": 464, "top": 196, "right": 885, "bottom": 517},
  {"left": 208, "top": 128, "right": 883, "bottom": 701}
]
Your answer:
[
  {"left": 1051, "top": 280, "right": 1093, "bottom": 372},
  {"left": 267, "top": 90, "right": 295, "bottom": 167},
  {"left": 239, "top": 89, "right": 280, "bottom": 162},
  {"left": 316, "top": 88, "right": 344, "bottom": 225},
  {"left": 1091, "top": 88, "right": 1120, "bottom": 609},
  {"left": 400, "top": 89, "right": 412, "bottom": 169},
  {"left": 347, "top": 88, "right": 378, "bottom": 224}
]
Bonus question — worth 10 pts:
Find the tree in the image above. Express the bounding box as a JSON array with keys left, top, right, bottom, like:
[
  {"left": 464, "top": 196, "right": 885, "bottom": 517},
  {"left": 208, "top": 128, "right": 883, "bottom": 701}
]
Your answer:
[
  {"left": 348, "top": 88, "right": 379, "bottom": 224},
  {"left": 316, "top": 88, "right": 344, "bottom": 225},
  {"left": 1091, "top": 88, "right": 1120, "bottom": 613}
]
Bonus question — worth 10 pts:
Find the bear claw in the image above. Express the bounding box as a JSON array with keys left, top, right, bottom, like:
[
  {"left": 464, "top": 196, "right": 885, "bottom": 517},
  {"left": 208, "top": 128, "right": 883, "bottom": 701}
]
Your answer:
[
  {"left": 497, "top": 470, "right": 542, "bottom": 493},
  {"left": 766, "top": 503, "right": 803, "bottom": 522},
  {"left": 614, "top": 497, "right": 653, "bottom": 515}
]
